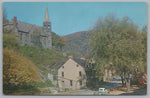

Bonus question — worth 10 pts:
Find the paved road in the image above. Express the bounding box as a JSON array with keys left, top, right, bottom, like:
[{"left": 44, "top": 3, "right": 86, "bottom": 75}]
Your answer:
[{"left": 69, "top": 80, "right": 122, "bottom": 95}]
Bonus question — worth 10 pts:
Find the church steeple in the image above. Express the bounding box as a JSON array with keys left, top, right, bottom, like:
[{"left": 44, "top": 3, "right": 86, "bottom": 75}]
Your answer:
[
  {"left": 42, "top": 7, "right": 52, "bottom": 49},
  {"left": 45, "top": 7, "right": 49, "bottom": 21}
]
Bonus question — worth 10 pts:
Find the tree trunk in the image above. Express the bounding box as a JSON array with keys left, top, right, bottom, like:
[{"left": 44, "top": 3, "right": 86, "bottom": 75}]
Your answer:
[
  {"left": 121, "top": 74, "right": 125, "bottom": 86},
  {"left": 125, "top": 73, "right": 131, "bottom": 93}
]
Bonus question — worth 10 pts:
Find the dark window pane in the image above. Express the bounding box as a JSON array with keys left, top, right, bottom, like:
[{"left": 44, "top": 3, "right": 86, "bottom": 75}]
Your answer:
[
  {"left": 79, "top": 81, "right": 82, "bottom": 86},
  {"left": 70, "top": 80, "right": 73, "bottom": 86},
  {"left": 62, "top": 72, "right": 64, "bottom": 77},
  {"left": 79, "top": 71, "right": 82, "bottom": 76}
]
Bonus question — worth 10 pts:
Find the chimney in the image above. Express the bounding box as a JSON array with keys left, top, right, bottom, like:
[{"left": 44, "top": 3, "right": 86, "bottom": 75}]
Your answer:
[
  {"left": 68, "top": 56, "right": 73, "bottom": 59},
  {"left": 80, "top": 57, "right": 85, "bottom": 60},
  {"left": 13, "top": 16, "right": 17, "bottom": 27}
]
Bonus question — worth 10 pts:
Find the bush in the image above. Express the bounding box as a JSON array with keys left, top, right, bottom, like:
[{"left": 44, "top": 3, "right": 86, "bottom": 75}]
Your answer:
[
  {"left": 34, "top": 80, "right": 54, "bottom": 88},
  {"left": 3, "top": 33, "right": 19, "bottom": 49},
  {"left": 3, "top": 48, "right": 40, "bottom": 91}
]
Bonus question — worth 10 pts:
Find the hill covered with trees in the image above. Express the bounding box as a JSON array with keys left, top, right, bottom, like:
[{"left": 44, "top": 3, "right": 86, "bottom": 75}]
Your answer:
[{"left": 63, "top": 31, "right": 90, "bottom": 58}]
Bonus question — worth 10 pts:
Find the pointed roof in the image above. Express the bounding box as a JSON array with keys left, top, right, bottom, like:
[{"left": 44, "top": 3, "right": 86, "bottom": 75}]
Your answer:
[{"left": 45, "top": 7, "right": 49, "bottom": 21}]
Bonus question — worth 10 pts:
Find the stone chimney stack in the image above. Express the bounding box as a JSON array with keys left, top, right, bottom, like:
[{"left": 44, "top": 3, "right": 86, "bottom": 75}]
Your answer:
[
  {"left": 13, "top": 16, "right": 17, "bottom": 27},
  {"left": 68, "top": 56, "right": 73, "bottom": 59}
]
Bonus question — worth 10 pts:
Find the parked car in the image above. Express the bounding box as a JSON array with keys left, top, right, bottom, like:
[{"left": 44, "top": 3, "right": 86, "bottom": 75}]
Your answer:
[{"left": 95, "top": 88, "right": 109, "bottom": 95}]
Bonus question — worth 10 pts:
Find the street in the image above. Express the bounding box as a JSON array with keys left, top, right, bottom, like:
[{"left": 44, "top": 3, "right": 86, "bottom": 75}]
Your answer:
[{"left": 68, "top": 80, "right": 122, "bottom": 95}]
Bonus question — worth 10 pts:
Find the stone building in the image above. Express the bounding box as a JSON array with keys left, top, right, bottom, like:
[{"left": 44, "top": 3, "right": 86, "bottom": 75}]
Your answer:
[
  {"left": 57, "top": 58, "right": 87, "bottom": 90},
  {"left": 3, "top": 8, "right": 52, "bottom": 49}
]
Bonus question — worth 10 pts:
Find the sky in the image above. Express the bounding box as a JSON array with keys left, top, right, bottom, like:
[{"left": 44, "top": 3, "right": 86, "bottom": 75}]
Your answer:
[{"left": 3, "top": 2, "right": 147, "bottom": 36}]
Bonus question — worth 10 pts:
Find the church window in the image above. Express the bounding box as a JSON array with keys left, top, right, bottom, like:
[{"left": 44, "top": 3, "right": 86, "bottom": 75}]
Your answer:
[
  {"left": 25, "top": 33, "right": 27, "bottom": 43},
  {"left": 44, "top": 37, "right": 46, "bottom": 47},
  {"left": 48, "top": 25, "right": 50, "bottom": 29},
  {"left": 70, "top": 80, "right": 73, "bottom": 86},
  {"left": 20, "top": 33, "right": 22, "bottom": 40}
]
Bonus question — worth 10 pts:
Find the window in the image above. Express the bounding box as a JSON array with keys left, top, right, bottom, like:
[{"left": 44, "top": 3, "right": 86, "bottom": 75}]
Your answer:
[
  {"left": 25, "top": 34, "right": 27, "bottom": 43},
  {"left": 48, "top": 26, "right": 50, "bottom": 29},
  {"left": 31, "top": 34, "right": 33, "bottom": 42},
  {"left": 20, "top": 33, "right": 22, "bottom": 40},
  {"left": 44, "top": 37, "right": 46, "bottom": 47},
  {"left": 70, "top": 80, "right": 73, "bottom": 86},
  {"left": 79, "top": 71, "right": 82, "bottom": 76},
  {"left": 62, "top": 72, "right": 64, "bottom": 77},
  {"left": 77, "top": 65, "right": 79, "bottom": 67},
  {"left": 62, "top": 66, "right": 64, "bottom": 68},
  {"left": 79, "top": 81, "right": 82, "bottom": 86}
]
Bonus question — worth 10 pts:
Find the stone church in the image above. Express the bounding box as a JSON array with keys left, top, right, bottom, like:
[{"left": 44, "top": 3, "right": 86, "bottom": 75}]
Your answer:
[{"left": 3, "top": 8, "right": 52, "bottom": 49}]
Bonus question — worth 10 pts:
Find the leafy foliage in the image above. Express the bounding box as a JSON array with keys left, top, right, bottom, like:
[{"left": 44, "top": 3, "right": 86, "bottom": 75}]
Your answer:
[
  {"left": 52, "top": 32, "right": 67, "bottom": 49},
  {"left": 90, "top": 14, "right": 147, "bottom": 91},
  {"left": 3, "top": 33, "right": 67, "bottom": 75},
  {"left": 31, "top": 29, "right": 67, "bottom": 49},
  {"left": 32, "top": 80, "right": 54, "bottom": 88},
  {"left": 63, "top": 31, "right": 90, "bottom": 58},
  {"left": 3, "top": 33, "right": 67, "bottom": 95},
  {"left": 3, "top": 33, "right": 19, "bottom": 49},
  {"left": 3, "top": 48, "right": 40, "bottom": 87},
  {"left": 17, "top": 46, "right": 67, "bottom": 71},
  {"left": 3, "top": 7, "right": 7, "bottom": 24}
]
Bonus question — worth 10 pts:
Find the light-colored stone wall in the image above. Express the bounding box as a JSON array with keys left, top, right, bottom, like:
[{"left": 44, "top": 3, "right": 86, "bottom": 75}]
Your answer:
[{"left": 58, "top": 59, "right": 86, "bottom": 90}]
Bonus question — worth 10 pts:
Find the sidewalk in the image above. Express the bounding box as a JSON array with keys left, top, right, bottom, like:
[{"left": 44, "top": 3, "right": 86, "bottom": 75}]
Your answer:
[{"left": 108, "top": 85, "right": 147, "bottom": 95}]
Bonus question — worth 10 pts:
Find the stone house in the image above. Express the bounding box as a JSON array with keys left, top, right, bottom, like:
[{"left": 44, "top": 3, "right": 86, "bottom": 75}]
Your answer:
[
  {"left": 3, "top": 8, "right": 52, "bottom": 49},
  {"left": 57, "top": 58, "right": 87, "bottom": 90}
]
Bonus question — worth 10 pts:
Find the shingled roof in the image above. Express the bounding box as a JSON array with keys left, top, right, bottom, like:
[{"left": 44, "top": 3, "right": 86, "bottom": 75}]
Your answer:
[
  {"left": 8, "top": 20, "right": 42, "bottom": 33},
  {"left": 73, "top": 58, "right": 86, "bottom": 68}
]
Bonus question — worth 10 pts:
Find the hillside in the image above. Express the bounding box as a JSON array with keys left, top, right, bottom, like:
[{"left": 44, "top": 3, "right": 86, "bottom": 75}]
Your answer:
[
  {"left": 63, "top": 31, "right": 91, "bottom": 58},
  {"left": 3, "top": 33, "right": 67, "bottom": 75}
]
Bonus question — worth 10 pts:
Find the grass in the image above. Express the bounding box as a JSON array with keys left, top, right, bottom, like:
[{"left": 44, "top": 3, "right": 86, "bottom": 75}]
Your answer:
[
  {"left": 15, "top": 45, "right": 67, "bottom": 76},
  {"left": 3, "top": 33, "right": 67, "bottom": 95},
  {"left": 17, "top": 46, "right": 67, "bottom": 66}
]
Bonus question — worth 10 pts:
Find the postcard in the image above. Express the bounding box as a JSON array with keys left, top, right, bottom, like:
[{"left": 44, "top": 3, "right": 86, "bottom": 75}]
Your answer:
[{"left": 2, "top": 2, "right": 147, "bottom": 95}]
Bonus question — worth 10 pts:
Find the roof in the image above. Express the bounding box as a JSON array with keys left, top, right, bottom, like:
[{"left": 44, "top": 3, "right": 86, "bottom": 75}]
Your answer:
[
  {"left": 57, "top": 58, "right": 86, "bottom": 70},
  {"left": 12, "top": 20, "right": 43, "bottom": 34},
  {"left": 73, "top": 58, "right": 86, "bottom": 68},
  {"left": 17, "top": 21, "right": 34, "bottom": 33}
]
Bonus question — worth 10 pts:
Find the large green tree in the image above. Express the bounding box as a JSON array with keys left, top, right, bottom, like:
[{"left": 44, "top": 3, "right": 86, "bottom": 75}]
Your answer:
[{"left": 90, "top": 14, "right": 147, "bottom": 92}]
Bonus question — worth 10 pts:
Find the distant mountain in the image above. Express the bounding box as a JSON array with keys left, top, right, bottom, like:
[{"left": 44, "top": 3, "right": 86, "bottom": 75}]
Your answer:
[{"left": 63, "top": 31, "right": 91, "bottom": 58}]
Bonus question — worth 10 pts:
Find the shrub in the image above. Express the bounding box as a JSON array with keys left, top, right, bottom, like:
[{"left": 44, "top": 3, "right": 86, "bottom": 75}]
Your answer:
[{"left": 3, "top": 48, "right": 40, "bottom": 90}]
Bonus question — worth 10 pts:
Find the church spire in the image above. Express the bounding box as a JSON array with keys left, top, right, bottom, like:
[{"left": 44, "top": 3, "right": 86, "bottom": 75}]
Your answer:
[{"left": 45, "top": 7, "right": 49, "bottom": 21}]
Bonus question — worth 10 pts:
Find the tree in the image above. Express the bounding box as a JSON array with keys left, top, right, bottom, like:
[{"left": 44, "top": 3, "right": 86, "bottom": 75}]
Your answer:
[
  {"left": 90, "top": 14, "right": 147, "bottom": 92},
  {"left": 52, "top": 32, "right": 67, "bottom": 50},
  {"left": 3, "top": 33, "right": 19, "bottom": 49},
  {"left": 56, "top": 37, "right": 67, "bottom": 50},
  {"left": 3, "top": 48, "right": 40, "bottom": 88},
  {"left": 3, "top": 7, "right": 7, "bottom": 24}
]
